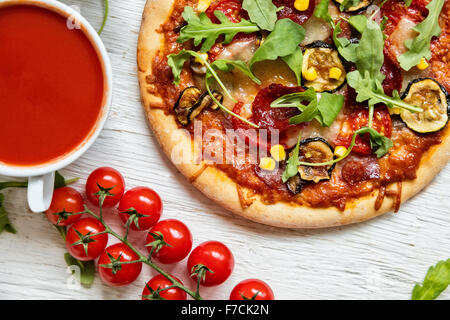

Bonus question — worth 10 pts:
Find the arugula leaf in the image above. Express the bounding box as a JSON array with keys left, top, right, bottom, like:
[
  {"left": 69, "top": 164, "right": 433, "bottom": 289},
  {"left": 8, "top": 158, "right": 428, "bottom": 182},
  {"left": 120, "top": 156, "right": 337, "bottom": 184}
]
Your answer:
[
  {"left": 314, "top": 0, "right": 333, "bottom": 25},
  {"left": 281, "top": 47, "right": 303, "bottom": 85},
  {"left": 412, "top": 259, "right": 450, "bottom": 300},
  {"left": 64, "top": 252, "right": 96, "bottom": 287},
  {"left": 346, "top": 19, "right": 423, "bottom": 113},
  {"left": 317, "top": 93, "right": 345, "bottom": 127},
  {"left": 404, "top": 0, "right": 413, "bottom": 6},
  {"left": 355, "top": 127, "right": 393, "bottom": 158},
  {"left": 208, "top": 59, "right": 261, "bottom": 85},
  {"left": 347, "top": 70, "right": 422, "bottom": 112},
  {"left": 177, "top": 7, "right": 259, "bottom": 52},
  {"left": 355, "top": 19, "right": 385, "bottom": 82},
  {"left": 314, "top": 1, "right": 359, "bottom": 63},
  {"left": 282, "top": 135, "right": 302, "bottom": 183},
  {"left": 348, "top": 15, "right": 368, "bottom": 34},
  {"left": 398, "top": 0, "right": 444, "bottom": 71},
  {"left": 0, "top": 194, "right": 16, "bottom": 234},
  {"left": 242, "top": 0, "right": 278, "bottom": 31},
  {"left": 167, "top": 50, "right": 192, "bottom": 85},
  {"left": 339, "top": 0, "right": 363, "bottom": 11},
  {"left": 250, "top": 19, "right": 305, "bottom": 67},
  {"left": 271, "top": 89, "right": 345, "bottom": 127},
  {"left": 54, "top": 171, "right": 67, "bottom": 189}
]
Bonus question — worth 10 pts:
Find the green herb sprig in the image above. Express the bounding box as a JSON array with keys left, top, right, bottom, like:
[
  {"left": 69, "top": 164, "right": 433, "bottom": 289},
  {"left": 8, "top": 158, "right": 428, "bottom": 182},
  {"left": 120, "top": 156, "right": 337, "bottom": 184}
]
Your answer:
[
  {"left": 398, "top": 0, "right": 444, "bottom": 71},
  {"left": 282, "top": 126, "right": 393, "bottom": 181},
  {"left": 413, "top": 259, "right": 450, "bottom": 300},
  {"left": 242, "top": 0, "right": 278, "bottom": 31},
  {"left": 177, "top": 7, "right": 259, "bottom": 52},
  {"left": 270, "top": 88, "right": 345, "bottom": 127},
  {"left": 167, "top": 50, "right": 261, "bottom": 128}
]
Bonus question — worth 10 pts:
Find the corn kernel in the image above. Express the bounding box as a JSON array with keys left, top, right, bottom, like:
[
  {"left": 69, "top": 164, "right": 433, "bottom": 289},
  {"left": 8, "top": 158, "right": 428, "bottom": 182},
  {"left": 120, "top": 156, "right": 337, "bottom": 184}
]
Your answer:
[
  {"left": 197, "top": 0, "right": 212, "bottom": 12},
  {"left": 294, "top": 0, "right": 310, "bottom": 11},
  {"left": 303, "top": 67, "right": 318, "bottom": 81},
  {"left": 195, "top": 52, "right": 209, "bottom": 65},
  {"left": 259, "top": 157, "right": 276, "bottom": 171},
  {"left": 389, "top": 107, "right": 401, "bottom": 115},
  {"left": 334, "top": 146, "right": 347, "bottom": 158},
  {"left": 416, "top": 57, "right": 429, "bottom": 70},
  {"left": 270, "top": 144, "right": 286, "bottom": 162},
  {"left": 329, "top": 67, "right": 343, "bottom": 80}
]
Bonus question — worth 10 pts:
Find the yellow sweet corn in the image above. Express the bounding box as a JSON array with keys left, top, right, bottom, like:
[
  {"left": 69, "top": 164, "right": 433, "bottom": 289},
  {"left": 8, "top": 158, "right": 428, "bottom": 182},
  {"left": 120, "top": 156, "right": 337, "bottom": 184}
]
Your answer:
[
  {"left": 416, "top": 57, "right": 429, "bottom": 70},
  {"left": 294, "top": 0, "right": 310, "bottom": 11},
  {"left": 195, "top": 52, "right": 209, "bottom": 65},
  {"left": 334, "top": 146, "right": 347, "bottom": 158},
  {"left": 329, "top": 67, "right": 343, "bottom": 80},
  {"left": 259, "top": 157, "right": 276, "bottom": 171},
  {"left": 270, "top": 144, "right": 286, "bottom": 162},
  {"left": 197, "top": 0, "right": 212, "bottom": 12},
  {"left": 303, "top": 67, "right": 318, "bottom": 81}
]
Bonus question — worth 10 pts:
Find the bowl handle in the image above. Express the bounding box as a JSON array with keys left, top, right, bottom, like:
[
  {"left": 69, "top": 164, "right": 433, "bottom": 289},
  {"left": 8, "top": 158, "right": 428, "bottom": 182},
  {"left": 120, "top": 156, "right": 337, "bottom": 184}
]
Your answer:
[{"left": 27, "top": 172, "right": 55, "bottom": 212}]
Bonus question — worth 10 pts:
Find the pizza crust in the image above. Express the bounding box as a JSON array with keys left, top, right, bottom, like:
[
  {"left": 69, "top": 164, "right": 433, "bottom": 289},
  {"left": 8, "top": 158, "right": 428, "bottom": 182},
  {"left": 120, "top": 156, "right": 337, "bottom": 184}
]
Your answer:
[{"left": 137, "top": 0, "right": 450, "bottom": 228}]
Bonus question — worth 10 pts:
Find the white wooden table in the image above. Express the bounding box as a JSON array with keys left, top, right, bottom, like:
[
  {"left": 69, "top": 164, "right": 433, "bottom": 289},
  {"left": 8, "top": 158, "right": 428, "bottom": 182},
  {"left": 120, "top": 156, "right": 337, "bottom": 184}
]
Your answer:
[{"left": 1, "top": 0, "right": 449, "bottom": 300}]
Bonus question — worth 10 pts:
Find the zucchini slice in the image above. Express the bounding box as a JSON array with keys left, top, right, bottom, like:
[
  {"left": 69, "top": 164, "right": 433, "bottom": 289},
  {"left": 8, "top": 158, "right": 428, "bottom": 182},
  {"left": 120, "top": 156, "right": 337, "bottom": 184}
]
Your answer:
[
  {"left": 333, "top": 0, "right": 373, "bottom": 13},
  {"left": 297, "top": 138, "right": 336, "bottom": 183},
  {"left": 400, "top": 78, "right": 450, "bottom": 134},
  {"left": 174, "top": 87, "right": 223, "bottom": 126},
  {"left": 302, "top": 41, "right": 347, "bottom": 93}
]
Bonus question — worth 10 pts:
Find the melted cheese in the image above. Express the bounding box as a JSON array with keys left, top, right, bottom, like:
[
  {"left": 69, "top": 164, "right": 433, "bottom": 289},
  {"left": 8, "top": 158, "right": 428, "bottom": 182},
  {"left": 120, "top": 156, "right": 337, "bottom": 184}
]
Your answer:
[{"left": 388, "top": 17, "right": 418, "bottom": 60}]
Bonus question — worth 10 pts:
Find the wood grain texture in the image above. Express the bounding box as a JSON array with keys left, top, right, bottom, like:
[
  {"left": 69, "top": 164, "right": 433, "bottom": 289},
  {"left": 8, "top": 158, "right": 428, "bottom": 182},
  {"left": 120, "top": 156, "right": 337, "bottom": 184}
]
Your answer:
[{"left": 0, "top": 0, "right": 449, "bottom": 300}]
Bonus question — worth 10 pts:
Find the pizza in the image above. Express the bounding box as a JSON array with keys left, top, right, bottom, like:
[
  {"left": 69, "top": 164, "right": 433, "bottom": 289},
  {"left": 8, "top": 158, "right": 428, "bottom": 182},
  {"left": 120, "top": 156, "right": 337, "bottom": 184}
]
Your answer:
[{"left": 137, "top": 0, "right": 450, "bottom": 228}]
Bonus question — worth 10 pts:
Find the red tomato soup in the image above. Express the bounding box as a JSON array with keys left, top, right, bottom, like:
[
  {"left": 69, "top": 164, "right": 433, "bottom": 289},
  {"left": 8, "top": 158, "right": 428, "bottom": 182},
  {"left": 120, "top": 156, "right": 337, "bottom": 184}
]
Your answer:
[{"left": 0, "top": 5, "right": 104, "bottom": 166}]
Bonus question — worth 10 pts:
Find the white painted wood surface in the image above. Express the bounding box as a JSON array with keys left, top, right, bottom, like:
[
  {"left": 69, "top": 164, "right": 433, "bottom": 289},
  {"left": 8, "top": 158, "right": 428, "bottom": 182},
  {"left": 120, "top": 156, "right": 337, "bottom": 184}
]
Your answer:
[{"left": 0, "top": 0, "right": 449, "bottom": 300}]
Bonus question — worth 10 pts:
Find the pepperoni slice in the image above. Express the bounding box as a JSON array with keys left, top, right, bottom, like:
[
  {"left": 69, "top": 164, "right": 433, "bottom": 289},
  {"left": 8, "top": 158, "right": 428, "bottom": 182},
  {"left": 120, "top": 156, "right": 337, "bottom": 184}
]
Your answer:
[
  {"left": 381, "top": 53, "right": 403, "bottom": 96},
  {"left": 341, "top": 156, "right": 380, "bottom": 185},
  {"left": 381, "top": 0, "right": 429, "bottom": 36},
  {"left": 206, "top": 0, "right": 248, "bottom": 23},
  {"left": 273, "top": 0, "right": 316, "bottom": 25},
  {"left": 232, "top": 84, "right": 304, "bottom": 148},
  {"left": 334, "top": 106, "right": 392, "bottom": 155}
]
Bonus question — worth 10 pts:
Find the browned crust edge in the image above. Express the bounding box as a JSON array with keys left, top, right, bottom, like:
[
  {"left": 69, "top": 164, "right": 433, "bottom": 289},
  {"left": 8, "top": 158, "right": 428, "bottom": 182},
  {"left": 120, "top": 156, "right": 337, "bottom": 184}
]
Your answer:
[{"left": 137, "top": 0, "right": 450, "bottom": 228}]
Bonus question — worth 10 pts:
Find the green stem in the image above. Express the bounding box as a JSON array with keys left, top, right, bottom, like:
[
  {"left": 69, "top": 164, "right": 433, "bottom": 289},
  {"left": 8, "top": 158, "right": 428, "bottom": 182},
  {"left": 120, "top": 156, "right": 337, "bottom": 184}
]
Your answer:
[
  {"left": 83, "top": 208, "right": 202, "bottom": 300},
  {"left": 368, "top": 104, "right": 374, "bottom": 128},
  {"left": 206, "top": 84, "right": 260, "bottom": 129},
  {"left": 298, "top": 130, "right": 360, "bottom": 167},
  {"left": 98, "top": 0, "right": 109, "bottom": 35},
  {"left": 0, "top": 181, "right": 28, "bottom": 191}
]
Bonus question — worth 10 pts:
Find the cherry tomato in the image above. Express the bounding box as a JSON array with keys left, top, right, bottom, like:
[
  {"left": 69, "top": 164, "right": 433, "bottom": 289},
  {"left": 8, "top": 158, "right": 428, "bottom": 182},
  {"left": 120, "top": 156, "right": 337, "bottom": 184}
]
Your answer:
[
  {"left": 229, "top": 279, "right": 275, "bottom": 300},
  {"left": 142, "top": 274, "right": 187, "bottom": 300},
  {"left": 85, "top": 167, "right": 125, "bottom": 208},
  {"left": 45, "top": 187, "right": 84, "bottom": 226},
  {"left": 335, "top": 106, "right": 392, "bottom": 155},
  {"left": 146, "top": 219, "right": 193, "bottom": 264},
  {"left": 187, "top": 241, "right": 234, "bottom": 287},
  {"left": 98, "top": 243, "right": 142, "bottom": 287},
  {"left": 118, "top": 187, "right": 162, "bottom": 231},
  {"left": 65, "top": 217, "right": 108, "bottom": 261}
]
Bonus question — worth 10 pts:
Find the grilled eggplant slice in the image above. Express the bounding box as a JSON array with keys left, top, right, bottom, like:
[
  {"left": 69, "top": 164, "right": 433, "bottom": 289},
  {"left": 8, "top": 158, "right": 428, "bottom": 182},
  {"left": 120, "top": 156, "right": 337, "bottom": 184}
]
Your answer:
[
  {"left": 333, "top": 0, "right": 373, "bottom": 13},
  {"left": 302, "top": 41, "right": 347, "bottom": 93},
  {"left": 287, "top": 175, "right": 303, "bottom": 195},
  {"left": 297, "top": 138, "right": 335, "bottom": 183},
  {"left": 400, "top": 78, "right": 450, "bottom": 133},
  {"left": 174, "top": 87, "right": 224, "bottom": 125}
]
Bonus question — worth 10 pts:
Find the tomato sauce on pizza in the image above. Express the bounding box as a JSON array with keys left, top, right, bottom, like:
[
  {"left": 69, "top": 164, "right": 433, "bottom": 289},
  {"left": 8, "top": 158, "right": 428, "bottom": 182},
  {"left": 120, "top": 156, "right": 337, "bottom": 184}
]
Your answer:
[{"left": 145, "top": 0, "right": 449, "bottom": 212}]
